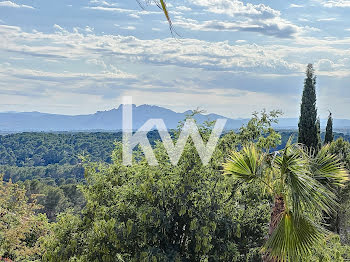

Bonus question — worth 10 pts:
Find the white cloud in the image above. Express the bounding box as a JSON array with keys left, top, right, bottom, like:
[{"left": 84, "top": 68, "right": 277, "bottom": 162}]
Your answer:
[
  {"left": 190, "top": 0, "right": 280, "bottom": 18},
  {"left": 86, "top": 58, "right": 107, "bottom": 69},
  {"left": 322, "top": 0, "right": 350, "bottom": 7},
  {"left": 176, "top": 6, "right": 192, "bottom": 11},
  {"left": 121, "top": 26, "right": 136, "bottom": 30},
  {"left": 85, "top": 6, "right": 132, "bottom": 13},
  {"left": 1, "top": 66, "right": 134, "bottom": 82},
  {"left": 0, "top": 0, "right": 349, "bottom": 117},
  {"left": 174, "top": 16, "right": 300, "bottom": 38},
  {"left": 0, "top": 23, "right": 350, "bottom": 116},
  {"left": 0, "top": 1, "right": 34, "bottom": 9},
  {"left": 89, "top": 0, "right": 118, "bottom": 7},
  {"left": 84, "top": 5, "right": 160, "bottom": 15},
  {"left": 290, "top": 4, "right": 304, "bottom": 8},
  {"left": 176, "top": 0, "right": 301, "bottom": 38},
  {"left": 316, "top": 59, "right": 335, "bottom": 71},
  {"left": 2, "top": 24, "right": 350, "bottom": 78},
  {"left": 317, "top": 17, "right": 337, "bottom": 21},
  {"left": 303, "top": 26, "right": 321, "bottom": 32},
  {"left": 53, "top": 24, "right": 65, "bottom": 31},
  {"left": 85, "top": 26, "right": 94, "bottom": 33},
  {"left": 129, "top": 13, "right": 140, "bottom": 19}
]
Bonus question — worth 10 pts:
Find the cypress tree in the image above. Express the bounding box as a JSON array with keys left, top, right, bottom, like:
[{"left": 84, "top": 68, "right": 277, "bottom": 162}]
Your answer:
[
  {"left": 298, "top": 64, "right": 321, "bottom": 151},
  {"left": 324, "top": 111, "right": 334, "bottom": 144}
]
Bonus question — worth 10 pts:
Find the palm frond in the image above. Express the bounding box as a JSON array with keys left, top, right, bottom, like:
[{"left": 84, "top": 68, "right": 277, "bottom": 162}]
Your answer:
[
  {"left": 223, "top": 144, "right": 265, "bottom": 183},
  {"left": 137, "top": 0, "right": 177, "bottom": 36},
  {"left": 263, "top": 212, "right": 324, "bottom": 261},
  {"left": 274, "top": 144, "right": 338, "bottom": 216},
  {"left": 310, "top": 144, "right": 349, "bottom": 187}
]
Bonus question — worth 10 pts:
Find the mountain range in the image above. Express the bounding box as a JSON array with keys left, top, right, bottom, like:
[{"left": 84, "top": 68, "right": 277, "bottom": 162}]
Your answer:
[{"left": 1, "top": 104, "right": 350, "bottom": 132}]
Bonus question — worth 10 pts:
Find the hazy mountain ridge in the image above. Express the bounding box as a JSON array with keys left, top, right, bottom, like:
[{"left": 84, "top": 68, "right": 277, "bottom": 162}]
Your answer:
[{"left": 1, "top": 105, "right": 350, "bottom": 132}]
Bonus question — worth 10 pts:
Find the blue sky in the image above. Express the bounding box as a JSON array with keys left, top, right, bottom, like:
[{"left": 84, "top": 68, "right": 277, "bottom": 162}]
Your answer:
[{"left": 0, "top": 0, "right": 350, "bottom": 118}]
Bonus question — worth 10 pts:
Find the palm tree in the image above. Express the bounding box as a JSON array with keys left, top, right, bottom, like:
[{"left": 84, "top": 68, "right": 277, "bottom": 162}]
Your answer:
[{"left": 223, "top": 140, "right": 349, "bottom": 261}]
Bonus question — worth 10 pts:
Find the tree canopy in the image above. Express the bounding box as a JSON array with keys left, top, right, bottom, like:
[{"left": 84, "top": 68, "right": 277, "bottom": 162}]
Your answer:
[
  {"left": 298, "top": 64, "right": 321, "bottom": 152},
  {"left": 325, "top": 112, "right": 334, "bottom": 144}
]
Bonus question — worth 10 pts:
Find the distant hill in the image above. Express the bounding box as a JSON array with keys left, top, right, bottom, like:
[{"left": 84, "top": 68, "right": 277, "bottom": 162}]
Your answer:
[{"left": 1, "top": 104, "right": 350, "bottom": 132}]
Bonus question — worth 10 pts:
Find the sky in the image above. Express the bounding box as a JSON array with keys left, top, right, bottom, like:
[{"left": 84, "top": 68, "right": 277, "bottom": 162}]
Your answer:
[{"left": 0, "top": 0, "right": 350, "bottom": 118}]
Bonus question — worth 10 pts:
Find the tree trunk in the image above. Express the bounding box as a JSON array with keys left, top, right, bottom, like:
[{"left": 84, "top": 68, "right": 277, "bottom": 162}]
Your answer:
[{"left": 262, "top": 195, "right": 286, "bottom": 262}]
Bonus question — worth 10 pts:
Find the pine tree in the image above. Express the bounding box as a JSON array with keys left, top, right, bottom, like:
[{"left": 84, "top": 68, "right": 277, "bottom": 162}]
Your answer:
[
  {"left": 298, "top": 64, "right": 321, "bottom": 151},
  {"left": 324, "top": 111, "right": 334, "bottom": 144}
]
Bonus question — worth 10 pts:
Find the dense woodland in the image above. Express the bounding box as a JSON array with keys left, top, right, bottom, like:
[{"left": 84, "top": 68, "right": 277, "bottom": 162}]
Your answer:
[
  {"left": 0, "top": 132, "right": 122, "bottom": 166},
  {"left": 1, "top": 66, "right": 350, "bottom": 261},
  {"left": 0, "top": 130, "right": 348, "bottom": 183}
]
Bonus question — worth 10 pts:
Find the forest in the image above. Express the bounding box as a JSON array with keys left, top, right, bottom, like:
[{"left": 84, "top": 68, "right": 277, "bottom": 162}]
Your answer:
[{"left": 0, "top": 130, "right": 348, "bottom": 183}]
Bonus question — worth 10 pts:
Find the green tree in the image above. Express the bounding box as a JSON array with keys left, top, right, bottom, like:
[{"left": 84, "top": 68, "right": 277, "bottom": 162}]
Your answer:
[
  {"left": 325, "top": 112, "right": 334, "bottom": 144},
  {"left": 223, "top": 140, "right": 349, "bottom": 261},
  {"left": 308, "top": 233, "right": 350, "bottom": 261},
  {"left": 43, "top": 112, "right": 281, "bottom": 262},
  {"left": 298, "top": 64, "right": 321, "bottom": 152},
  {"left": 329, "top": 138, "right": 350, "bottom": 244},
  {"left": 0, "top": 176, "right": 49, "bottom": 261},
  {"left": 41, "top": 113, "right": 350, "bottom": 261}
]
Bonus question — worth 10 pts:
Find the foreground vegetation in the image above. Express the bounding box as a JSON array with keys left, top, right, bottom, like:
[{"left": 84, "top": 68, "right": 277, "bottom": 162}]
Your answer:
[
  {"left": 1, "top": 111, "right": 350, "bottom": 261},
  {"left": 1, "top": 65, "right": 350, "bottom": 261}
]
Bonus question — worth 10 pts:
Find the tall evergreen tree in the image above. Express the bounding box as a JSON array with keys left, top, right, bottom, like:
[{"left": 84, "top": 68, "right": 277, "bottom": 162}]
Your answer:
[
  {"left": 298, "top": 64, "right": 321, "bottom": 151},
  {"left": 324, "top": 111, "right": 334, "bottom": 144}
]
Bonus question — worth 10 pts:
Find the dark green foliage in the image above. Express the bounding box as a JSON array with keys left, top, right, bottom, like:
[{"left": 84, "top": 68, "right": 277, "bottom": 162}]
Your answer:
[
  {"left": 328, "top": 138, "right": 350, "bottom": 244},
  {"left": 19, "top": 179, "right": 86, "bottom": 221},
  {"left": 0, "top": 130, "right": 349, "bottom": 178},
  {"left": 42, "top": 112, "right": 282, "bottom": 262},
  {"left": 298, "top": 64, "right": 321, "bottom": 151},
  {"left": 0, "top": 164, "right": 84, "bottom": 183},
  {"left": 0, "top": 131, "right": 163, "bottom": 168},
  {"left": 278, "top": 131, "right": 350, "bottom": 151},
  {"left": 44, "top": 148, "right": 268, "bottom": 261},
  {"left": 308, "top": 234, "right": 350, "bottom": 261},
  {"left": 0, "top": 132, "right": 122, "bottom": 167},
  {"left": 329, "top": 138, "right": 350, "bottom": 170},
  {"left": 325, "top": 112, "right": 334, "bottom": 144}
]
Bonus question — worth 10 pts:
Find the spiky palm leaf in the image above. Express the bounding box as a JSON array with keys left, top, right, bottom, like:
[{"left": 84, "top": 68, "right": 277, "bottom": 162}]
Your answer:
[
  {"left": 223, "top": 143, "right": 265, "bottom": 183},
  {"left": 310, "top": 144, "right": 349, "bottom": 187},
  {"left": 263, "top": 212, "right": 324, "bottom": 261},
  {"left": 274, "top": 143, "right": 338, "bottom": 217}
]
